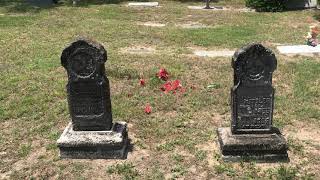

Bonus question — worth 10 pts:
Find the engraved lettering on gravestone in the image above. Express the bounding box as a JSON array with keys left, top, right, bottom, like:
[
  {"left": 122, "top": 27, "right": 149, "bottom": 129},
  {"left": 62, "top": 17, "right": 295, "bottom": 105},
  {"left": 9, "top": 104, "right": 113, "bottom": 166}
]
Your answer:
[
  {"left": 231, "top": 43, "right": 277, "bottom": 134},
  {"left": 61, "top": 39, "right": 112, "bottom": 131}
]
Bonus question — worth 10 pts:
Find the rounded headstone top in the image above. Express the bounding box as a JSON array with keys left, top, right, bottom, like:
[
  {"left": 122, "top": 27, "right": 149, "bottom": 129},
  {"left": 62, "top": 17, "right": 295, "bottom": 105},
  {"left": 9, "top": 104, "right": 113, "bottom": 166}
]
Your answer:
[
  {"left": 61, "top": 38, "right": 107, "bottom": 79},
  {"left": 232, "top": 43, "right": 277, "bottom": 84}
]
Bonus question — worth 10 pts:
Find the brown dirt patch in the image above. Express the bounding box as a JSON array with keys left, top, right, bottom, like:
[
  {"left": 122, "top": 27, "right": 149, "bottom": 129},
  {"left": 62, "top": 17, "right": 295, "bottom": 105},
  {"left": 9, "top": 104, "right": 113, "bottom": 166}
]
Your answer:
[{"left": 120, "top": 46, "right": 156, "bottom": 55}]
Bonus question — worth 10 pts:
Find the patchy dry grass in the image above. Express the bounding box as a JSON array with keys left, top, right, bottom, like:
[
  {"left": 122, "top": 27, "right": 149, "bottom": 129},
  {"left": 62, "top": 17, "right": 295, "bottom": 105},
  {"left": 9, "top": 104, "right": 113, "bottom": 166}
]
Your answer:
[{"left": 0, "top": 0, "right": 320, "bottom": 179}]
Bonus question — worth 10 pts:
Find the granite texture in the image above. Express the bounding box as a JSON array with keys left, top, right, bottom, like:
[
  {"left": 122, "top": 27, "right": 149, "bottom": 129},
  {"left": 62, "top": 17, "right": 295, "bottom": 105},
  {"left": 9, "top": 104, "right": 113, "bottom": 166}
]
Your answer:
[
  {"left": 57, "top": 122, "right": 128, "bottom": 159},
  {"left": 217, "top": 128, "right": 289, "bottom": 162},
  {"left": 61, "top": 38, "right": 113, "bottom": 131},
  {"left": 231, "top": 43, "right": 277, "bottom": 134}
]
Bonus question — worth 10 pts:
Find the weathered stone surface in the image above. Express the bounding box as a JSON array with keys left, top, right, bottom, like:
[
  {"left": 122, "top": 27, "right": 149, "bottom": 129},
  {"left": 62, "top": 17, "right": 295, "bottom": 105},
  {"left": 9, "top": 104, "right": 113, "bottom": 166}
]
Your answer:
[
  {"left": 217, "top": 128, "right": 288, "bottom": 162},
  {"left": 217, "top": 43, "right": 288, "bottom": 162},
  {"left": 61, "top": 38, "right": 112, "bottom": 131},
  {"left": 231, "top": 43, "right": 277, "bottom": 134},
  {"left": 57, "top": 122, "right": 128, "bottom": 159},
  {"left": 58, "top": 38, "right": 129, "bottom": 159}
]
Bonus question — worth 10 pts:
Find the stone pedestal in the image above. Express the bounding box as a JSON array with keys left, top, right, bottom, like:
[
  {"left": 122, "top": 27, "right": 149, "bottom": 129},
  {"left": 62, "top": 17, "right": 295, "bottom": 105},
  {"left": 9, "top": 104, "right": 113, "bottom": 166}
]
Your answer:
[
  {"left": 217, "top": 128, "right": 288, "bottom": 162},
  {"left": 57, "top": 122, "right": 128, "bottom": 159}
]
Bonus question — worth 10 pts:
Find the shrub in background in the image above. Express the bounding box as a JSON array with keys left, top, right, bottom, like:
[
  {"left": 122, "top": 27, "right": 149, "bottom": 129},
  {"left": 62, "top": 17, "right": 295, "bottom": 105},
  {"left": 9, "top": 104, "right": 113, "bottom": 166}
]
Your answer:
[{"left": 245, "top": 0, "right": 287, "bottom": 12}]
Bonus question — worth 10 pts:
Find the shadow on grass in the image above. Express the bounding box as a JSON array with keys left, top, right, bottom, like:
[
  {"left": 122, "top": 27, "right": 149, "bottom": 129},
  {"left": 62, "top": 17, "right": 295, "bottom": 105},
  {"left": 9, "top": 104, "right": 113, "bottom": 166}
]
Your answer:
[
  {"left": 0, "top": 0, "right": 57, "bottom": 13},
  {"left": 0, "top": 0, "right": 127, "bottom": 13}
]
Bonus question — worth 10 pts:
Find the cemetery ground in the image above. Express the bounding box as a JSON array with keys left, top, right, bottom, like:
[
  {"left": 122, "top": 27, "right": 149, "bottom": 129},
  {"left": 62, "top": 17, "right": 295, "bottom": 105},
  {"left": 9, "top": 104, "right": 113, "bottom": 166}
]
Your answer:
[{"left": 0, "top": 0, "right": 320, "bottom": 179}]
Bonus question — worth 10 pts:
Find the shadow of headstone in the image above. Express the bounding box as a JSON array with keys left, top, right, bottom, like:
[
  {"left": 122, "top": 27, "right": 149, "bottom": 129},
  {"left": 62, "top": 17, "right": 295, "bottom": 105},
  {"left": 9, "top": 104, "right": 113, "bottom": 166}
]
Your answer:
[
  {"left": 26, "top": 0, "right": 55, "bottom": 7},
  {"left": 285, "top": 0, "right": 318, "bottom": 9}
]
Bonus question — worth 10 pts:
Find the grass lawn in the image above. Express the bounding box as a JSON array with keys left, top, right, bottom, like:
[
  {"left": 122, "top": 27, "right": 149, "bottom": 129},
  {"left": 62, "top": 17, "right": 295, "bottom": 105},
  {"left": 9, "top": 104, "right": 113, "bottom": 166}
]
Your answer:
[{"left": 0, "top": 0, "right": 320, "bottom": 179}]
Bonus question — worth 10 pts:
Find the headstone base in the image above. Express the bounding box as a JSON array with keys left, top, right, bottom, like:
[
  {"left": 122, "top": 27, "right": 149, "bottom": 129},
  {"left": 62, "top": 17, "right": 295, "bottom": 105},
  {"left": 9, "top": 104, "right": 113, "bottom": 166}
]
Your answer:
[
  {"left": 217, "top": 128, "right": 288, "bottom": 162},
  {"left": 57, "top": 122, "right": 128, "bottom": 159}
]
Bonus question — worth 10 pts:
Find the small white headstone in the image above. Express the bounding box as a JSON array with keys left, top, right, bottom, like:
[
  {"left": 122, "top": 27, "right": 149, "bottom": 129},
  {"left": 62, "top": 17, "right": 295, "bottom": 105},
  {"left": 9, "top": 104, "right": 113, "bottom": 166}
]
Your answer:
[
  {"left": 194, "top": 50, "right": 235, "bottom": 57},
  {"left": 128, "top": 2, "right": 159, "bottom": 7},
  {"left": 277, "top": 45, "right": 320, "bottom": 55}
]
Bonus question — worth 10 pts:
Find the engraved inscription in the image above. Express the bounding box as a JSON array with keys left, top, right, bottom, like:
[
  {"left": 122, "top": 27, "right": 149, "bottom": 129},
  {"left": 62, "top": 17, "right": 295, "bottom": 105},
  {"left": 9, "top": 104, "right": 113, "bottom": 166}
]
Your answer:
[
  {"left": 237, "top": 96, "right": 272, "bottom": 129},
  {"left": 70, "top": 82, "right": 104, "bottom": 116}
]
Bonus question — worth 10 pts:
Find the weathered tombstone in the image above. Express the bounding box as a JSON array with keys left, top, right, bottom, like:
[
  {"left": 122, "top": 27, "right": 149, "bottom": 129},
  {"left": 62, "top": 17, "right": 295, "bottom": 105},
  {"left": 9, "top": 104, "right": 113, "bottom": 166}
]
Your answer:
[
  {"left": 217, "top": 43, "right": 288, "bottom": 162},
  {"left": 57, "top": 38, "right": 128, "bottom": 159}
]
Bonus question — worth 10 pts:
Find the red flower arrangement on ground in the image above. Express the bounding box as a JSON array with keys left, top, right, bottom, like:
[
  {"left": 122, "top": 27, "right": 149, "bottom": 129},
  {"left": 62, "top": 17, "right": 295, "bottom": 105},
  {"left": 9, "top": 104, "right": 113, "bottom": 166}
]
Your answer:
[
  {"left": 160, "top": 79, "right": 185, "bottom": 94},
  {"left": 157, "top": 68, "right": 169, "bottom": 81},
  {"left": 144, "top": 103, "right": 152, "bottom": 114},
  {"left": 139, "top": 78, "right": 146, "bottom": 86},
  {"left": 142, "top": 68, "right": 187, "bottom": 114}
]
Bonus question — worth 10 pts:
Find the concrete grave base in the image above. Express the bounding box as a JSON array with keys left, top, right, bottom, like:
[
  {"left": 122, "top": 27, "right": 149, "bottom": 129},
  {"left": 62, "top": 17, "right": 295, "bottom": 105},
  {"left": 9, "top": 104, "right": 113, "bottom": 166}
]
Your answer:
[
  {"left": 277, "top": 45, "right": 320, "bottom": 56},
  {"left": 217, "top": 128, "right": 289, "bottom": 162},
  {"left": 57, "top": 122, "right": 128, "bottom": 159}
]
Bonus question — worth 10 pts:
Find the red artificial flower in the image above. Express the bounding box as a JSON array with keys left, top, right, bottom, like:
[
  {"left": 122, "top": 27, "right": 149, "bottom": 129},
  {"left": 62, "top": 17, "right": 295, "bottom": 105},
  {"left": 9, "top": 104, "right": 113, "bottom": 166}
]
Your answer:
[
  {"left": 139, "top": 79, "right": 146, "bottom": 86},
  {"left": 161, "top": 81, "right": 173, "bottom": 93},
  {"left": 144, "top": 104, "right": 152, "bottom": 114},
  {"left": 157, "top": 68, "right": 169, "bottom": 81},
  {"left": 172, "top": 80, "right": 182, "bottom": 89},
  {"left": 160, "top": 79, "right": 185, "bottom": 94}
]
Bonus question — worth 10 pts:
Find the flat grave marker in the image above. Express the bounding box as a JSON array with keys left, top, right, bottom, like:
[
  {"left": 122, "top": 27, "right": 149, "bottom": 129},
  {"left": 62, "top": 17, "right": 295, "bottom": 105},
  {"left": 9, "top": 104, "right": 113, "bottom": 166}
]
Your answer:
[
  {"left": 277, "top": 45, "right": 320, "bottom": 56},
  {"left": 128, "top": 2, "right": 159, "bottom": 7}
]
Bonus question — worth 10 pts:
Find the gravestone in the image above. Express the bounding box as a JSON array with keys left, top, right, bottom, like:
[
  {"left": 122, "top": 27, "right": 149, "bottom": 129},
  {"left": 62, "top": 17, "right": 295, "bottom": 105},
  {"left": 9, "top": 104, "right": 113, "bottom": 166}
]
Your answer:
[
  {"left": 57, "top": 38, "right": 128, "bottom": 159},
  {"left": 217, "top": 43, "right": 288, "bottom": 162}
]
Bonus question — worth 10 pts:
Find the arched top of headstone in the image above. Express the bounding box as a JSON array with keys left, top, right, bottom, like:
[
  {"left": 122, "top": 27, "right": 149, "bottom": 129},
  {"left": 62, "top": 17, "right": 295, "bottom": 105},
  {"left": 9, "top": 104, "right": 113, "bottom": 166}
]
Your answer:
[
  {"left": 232, "top": 43, "right": 277, "bottom": 86},
  {"left": 61, "top": 38, "right": 107, "bottom": 79}
]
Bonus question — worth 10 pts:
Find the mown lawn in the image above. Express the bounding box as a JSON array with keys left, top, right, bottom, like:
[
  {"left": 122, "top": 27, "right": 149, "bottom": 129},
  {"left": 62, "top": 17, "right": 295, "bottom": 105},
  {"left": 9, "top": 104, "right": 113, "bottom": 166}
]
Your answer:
[{"left": 0, "top": 0, "right": 320, "bottom": 179}]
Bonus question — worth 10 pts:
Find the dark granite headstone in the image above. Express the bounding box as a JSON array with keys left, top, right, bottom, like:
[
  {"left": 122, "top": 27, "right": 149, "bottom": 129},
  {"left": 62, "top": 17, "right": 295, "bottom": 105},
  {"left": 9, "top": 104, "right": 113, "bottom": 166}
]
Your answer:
[
  {"left": 61, "top": 39, "right": 112, "bottom": 131},
  {"left": 217, "top": 43, "right": 288, "bottom": 162},
  {"left": 231, "top": 43, "right": 277, "bottom": 134},
  {"left": 57, "top": 38, "right": 128, "bottom": 159}
]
